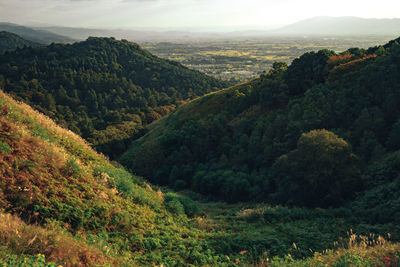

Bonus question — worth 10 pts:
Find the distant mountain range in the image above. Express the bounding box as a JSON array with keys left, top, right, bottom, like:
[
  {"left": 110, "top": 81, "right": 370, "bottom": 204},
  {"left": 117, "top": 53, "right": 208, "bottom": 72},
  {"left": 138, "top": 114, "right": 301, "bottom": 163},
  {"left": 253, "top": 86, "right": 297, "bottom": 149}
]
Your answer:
[
  {"left": 34, "top": 26, "right": 224, "bottom": 42},
  {"left": 0, "top": 31, "right": 40, "bottom": 54},
  {"left": 0, "top": 22, "right": 76, "bottom": 44},
  {"left": 33, "top": 17, "right": 400, "bottom": 40},
  {"left": 1, "top": 17, "right": 400, "bottom": 42},
  {"left": 272, "top": 16, "right": 400, "bottom": 36}
]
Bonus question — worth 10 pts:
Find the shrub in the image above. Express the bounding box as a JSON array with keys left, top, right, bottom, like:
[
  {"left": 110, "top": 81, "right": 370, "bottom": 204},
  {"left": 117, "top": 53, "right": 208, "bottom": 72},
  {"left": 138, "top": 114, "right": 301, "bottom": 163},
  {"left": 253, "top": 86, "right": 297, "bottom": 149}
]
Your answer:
[
  {"left": 165, "top": 198, "right": 185, "bottom": 215},
  {"left": 177, "top": 195, "right": 199, "bottom": 217},
  {"left": 0, "top": 141, "right": 12, "bottom": 155},
  {"left": 332, "top": 253, "right": 372, "bottom": 267},
  {"left": 61, "top": 158, "right": 82, "bottom": 176},
  {"left": 164, "top": 193, "right": 198, "bottom": 216}
]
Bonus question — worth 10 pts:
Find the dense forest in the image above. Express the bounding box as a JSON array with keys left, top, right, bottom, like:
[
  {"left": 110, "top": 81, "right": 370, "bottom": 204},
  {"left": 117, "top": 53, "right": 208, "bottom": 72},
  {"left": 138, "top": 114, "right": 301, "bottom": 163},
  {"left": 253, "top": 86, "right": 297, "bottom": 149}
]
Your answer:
[
  {"left": 0, "top": 31, "right": 39, "bottom": 55},
  {"left": 0, "top": 32, "right": 400, "bottom": 266},
  {"left": 0, "top": 37, "right": 228, "bottom": 157},
  {"left": 1, "top": 86, "right": 399, "bottom": 266},
  {"left": 121, "top": 37, "right": 400, "bottom": 216}
]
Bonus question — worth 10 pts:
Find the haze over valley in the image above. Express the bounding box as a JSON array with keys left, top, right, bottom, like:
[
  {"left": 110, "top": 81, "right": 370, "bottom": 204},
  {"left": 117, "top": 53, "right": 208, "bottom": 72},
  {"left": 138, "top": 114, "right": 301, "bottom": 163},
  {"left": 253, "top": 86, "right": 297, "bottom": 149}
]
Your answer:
[{"left": 1, "top": 17, "right": 398, "bottom": 81}]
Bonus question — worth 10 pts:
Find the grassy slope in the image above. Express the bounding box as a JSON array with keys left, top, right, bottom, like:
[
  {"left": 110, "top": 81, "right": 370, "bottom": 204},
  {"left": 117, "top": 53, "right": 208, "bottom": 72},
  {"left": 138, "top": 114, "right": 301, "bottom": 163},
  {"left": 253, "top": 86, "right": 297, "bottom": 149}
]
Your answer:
[
  {"left": 0, "top": 89, "right": 220, "bottom": 266},
  {"left": 1, "top": 88, "right": 399, "bottom": 266}
]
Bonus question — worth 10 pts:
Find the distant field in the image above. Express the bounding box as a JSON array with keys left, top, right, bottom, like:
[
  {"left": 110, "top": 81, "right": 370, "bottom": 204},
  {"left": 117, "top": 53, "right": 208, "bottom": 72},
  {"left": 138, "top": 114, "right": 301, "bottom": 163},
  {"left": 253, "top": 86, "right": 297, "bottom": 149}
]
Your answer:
[{"left": 142, "top": 35, "right": 393, "bottom": 82}]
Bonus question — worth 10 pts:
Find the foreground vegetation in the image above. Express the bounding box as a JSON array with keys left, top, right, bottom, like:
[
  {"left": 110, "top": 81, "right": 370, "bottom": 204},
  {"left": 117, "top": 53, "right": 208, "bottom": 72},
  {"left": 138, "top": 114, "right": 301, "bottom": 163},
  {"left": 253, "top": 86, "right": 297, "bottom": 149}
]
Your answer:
[
  {"left": 0, "top": 87, "right": 399, "bottom": 266},
  {"left": 0, "top": 89, "right": 210, "bottom": 265}
]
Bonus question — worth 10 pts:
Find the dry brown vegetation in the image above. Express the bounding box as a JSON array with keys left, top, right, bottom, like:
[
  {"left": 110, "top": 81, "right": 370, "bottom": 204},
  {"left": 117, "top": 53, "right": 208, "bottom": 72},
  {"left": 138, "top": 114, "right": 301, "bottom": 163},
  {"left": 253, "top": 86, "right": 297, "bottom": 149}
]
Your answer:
[{"left": 0, "top": 213, "right": 112, "bottom": 266}]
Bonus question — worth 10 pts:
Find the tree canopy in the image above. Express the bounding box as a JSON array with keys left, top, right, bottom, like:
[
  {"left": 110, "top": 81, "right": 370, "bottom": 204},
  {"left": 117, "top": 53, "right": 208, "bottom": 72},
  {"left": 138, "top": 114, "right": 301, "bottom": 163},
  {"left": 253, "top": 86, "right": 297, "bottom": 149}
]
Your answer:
[
  {"left": 121, "top": 37, "right": 400, "bottom": 207},
  {"left": 271, "top": 129, "right": 360, "bottom": 207},
  {"left": 0, "top": 37, "right": 228, "bottom": 157}
]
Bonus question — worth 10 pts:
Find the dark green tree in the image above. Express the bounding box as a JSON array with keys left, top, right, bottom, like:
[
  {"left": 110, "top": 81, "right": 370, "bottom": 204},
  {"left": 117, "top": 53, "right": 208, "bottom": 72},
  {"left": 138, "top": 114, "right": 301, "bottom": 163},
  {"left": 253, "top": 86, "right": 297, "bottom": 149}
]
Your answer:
[
  {"left": 272, "top": 129, "right": 360, "bottom": 207},
  {"left": 284, "top": 49, "right": 335, "bottom": 96}
]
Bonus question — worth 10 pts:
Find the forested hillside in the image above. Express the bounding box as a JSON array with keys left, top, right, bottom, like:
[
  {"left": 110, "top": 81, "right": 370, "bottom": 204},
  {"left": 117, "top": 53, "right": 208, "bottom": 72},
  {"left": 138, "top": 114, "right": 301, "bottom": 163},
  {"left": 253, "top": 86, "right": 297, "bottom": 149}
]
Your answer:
[
  {"left": 0, "top": 37, "right": 228, "bottom": 157},
  {"left": 0, "top": 31, "right": 40, "bottom": 55},
  {"left": 0, "top": 89, "right": 226, "bottom": 266},
  {"left": 121, "top": 37, "right": 400, "bottom": 212},
  {"left": 1, "top": 88, "right": 399, "bottom": 266}
]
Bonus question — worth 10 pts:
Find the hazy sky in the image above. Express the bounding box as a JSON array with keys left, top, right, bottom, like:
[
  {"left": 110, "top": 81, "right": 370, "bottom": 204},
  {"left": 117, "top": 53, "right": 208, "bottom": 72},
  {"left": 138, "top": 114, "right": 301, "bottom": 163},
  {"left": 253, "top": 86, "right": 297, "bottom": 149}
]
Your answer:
[{"left": 1, "top": 0, "right": 400, "bottom": 31}]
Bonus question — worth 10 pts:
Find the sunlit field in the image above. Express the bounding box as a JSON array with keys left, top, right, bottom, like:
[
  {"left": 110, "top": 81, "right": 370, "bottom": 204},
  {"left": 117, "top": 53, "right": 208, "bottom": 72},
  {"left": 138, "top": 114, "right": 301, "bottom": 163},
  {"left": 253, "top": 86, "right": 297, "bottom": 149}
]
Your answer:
[{"left": 143, "top": 35, "right": 392, "bottom": 82}]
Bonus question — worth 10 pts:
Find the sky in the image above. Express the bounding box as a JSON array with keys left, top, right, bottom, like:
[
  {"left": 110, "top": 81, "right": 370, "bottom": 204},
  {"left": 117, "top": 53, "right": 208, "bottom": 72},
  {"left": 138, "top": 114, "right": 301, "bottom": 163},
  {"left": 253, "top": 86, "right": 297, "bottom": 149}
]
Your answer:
[{"left": 0, "top": 0, "right": 400, "bottom": 31}]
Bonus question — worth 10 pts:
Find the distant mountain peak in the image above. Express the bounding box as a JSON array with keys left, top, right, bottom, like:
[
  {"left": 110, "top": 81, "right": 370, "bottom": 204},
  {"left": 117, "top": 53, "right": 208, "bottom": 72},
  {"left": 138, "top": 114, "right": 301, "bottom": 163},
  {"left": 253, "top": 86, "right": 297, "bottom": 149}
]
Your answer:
[{"left": 273, "top": 16, "right": 400, "bottom": 36}]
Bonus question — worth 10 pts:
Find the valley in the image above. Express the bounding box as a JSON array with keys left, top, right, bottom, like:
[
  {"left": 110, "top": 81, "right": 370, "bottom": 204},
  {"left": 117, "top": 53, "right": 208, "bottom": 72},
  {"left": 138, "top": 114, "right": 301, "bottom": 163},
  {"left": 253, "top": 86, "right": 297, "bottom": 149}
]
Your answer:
[
  {"left": 142, "top": 35, "right": 393, "bottom": 81},
  {"left": 0, "top": 25, "right": 399, "bottom": 266}
]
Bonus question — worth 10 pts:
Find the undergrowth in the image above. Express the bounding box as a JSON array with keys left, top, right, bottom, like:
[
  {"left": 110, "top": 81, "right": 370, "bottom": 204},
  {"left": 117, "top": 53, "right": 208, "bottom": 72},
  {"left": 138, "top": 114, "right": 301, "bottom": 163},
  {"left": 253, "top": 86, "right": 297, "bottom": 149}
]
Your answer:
[{"left": 0, "top": 89, "right": 399, "bottom": 266}]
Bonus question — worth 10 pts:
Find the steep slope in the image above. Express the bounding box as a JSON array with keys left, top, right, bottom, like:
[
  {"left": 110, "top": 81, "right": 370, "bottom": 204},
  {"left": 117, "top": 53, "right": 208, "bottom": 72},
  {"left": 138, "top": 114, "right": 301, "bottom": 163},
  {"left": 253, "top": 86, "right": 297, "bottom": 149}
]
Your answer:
[
  {"left": 0, "top": 22, "right": 75, "bottom": 44},
  {"left": 121, "top": 37, "right": 400, "bottom": 210},
  {"left": 0, "top": 37, "right": 228, "bottom": 157},
  {"left": 0, "top": 89, "right": 231, "bottom": 265},
  {"left": 271, "top": 16, "right": 400, "bottom": 36},
  {"left": 0, "top": 31, "right": 40, "bottom": 55}
]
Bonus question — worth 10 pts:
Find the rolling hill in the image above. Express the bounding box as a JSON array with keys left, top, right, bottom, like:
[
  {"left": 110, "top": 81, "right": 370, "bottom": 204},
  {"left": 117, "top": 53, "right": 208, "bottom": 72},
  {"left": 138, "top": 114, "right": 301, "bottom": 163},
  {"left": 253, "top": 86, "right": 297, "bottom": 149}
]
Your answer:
[
  {"left": 0, "top": 22, "right": 75, "bottom": 44},
  {"left": 0, "top": 31, "right": 40, "bottom": 55},
  {"left": 120, "top": 37, "right": 400, "bottom": 210},
  {"left": 0, "top": 87, "right": 233, "bottom": 266},
  {"left": 0, "top": 36, "right": 228, "bottom": 158},
  {"left": 1, "top": 88, "right": 399, "bottom": 266}
]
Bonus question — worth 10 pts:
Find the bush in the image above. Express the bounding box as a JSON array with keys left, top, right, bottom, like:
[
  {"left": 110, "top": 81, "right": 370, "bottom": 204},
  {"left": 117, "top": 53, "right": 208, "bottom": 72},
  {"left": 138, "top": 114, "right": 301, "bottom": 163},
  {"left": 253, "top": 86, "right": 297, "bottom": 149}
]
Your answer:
[
  {"left": 61, "top": 158, "right": 82, "bottom": 176},
  {"left": 164, "top": 193, "right": 198, "bottom": 216},
  {"left": 165, "top": 198, "right": 185, "bottom": 215},
  {"left": 177, "top": 195, "right": 199, "bottom": 217},
  {"left": 332, "top": 253, "right": 372, "bottom": 267},
  {"left": 0, "top": 141, "right": 12, "bottom": 155}
]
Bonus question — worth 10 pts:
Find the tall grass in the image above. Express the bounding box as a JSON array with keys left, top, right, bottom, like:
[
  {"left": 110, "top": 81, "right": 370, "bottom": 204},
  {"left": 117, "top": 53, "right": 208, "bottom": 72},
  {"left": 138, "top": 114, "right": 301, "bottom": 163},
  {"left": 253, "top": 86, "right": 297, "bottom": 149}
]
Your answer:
[
  {"left": 255, "top": 231, "right": 400, "bottom": 266},
  {"left": 0, "top": 212, "right": 112, "bottom": 266}
]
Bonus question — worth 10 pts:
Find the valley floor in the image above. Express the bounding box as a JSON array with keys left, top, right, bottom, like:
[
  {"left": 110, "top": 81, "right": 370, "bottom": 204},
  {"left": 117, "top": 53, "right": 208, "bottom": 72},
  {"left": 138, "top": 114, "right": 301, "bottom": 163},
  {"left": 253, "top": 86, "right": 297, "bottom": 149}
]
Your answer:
[{"left": 1, "top": 197, "right": 400, "bottom": 266}]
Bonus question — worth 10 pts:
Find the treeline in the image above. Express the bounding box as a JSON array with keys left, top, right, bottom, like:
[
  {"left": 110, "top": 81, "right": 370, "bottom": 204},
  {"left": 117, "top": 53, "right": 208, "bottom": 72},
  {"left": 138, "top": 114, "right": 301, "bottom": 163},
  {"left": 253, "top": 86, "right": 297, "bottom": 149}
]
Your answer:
[
  {"left": 0, "top": 36, "right": 228, "bottom": 157},
  {"left": 121, "top": 37, "right": 400, "bottom": 213}
]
